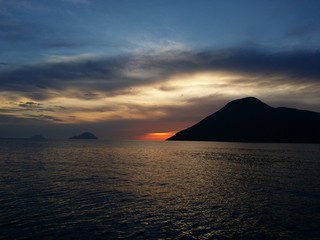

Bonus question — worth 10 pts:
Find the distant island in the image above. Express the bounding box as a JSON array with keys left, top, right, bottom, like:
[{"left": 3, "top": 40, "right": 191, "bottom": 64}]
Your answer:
[
  {"left": 167, "top": 97, "right": 320, "bottom": 143},
  {"left": 69, "top": 132, "right": 98, "bottom": 140}
]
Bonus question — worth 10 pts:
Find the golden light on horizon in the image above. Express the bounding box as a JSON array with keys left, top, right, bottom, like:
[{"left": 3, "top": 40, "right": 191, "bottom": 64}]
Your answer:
[
  {"left": 139, "top": 131, "right": 177, "bottom": 141},
  {"left": 2, "top": 70, "right": 316, "bottom": 129}
]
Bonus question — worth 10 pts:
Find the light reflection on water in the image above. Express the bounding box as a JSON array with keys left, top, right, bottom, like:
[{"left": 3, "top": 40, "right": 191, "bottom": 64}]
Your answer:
[{"left": 0, "top": 140, "right": 319, "bottom": 239}]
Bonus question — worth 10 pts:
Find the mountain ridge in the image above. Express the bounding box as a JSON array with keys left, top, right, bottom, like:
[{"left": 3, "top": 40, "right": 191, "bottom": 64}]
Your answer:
[
  {"left": 69, "top": 132, "right": 98, "bottom": 140},
  {"left": 167, "top": 97, "right": 320, "bottom": 143}
]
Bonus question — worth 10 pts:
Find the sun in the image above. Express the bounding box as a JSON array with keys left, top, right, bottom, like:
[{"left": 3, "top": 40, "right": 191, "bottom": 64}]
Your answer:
[{"left": 139, "top": 131, "right": 177, "bottom": 141}]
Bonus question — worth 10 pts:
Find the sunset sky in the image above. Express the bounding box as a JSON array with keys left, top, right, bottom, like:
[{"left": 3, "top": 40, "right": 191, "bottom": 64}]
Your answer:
[{"left": 1, "top": 0, "right": 320, "bottom": 140}]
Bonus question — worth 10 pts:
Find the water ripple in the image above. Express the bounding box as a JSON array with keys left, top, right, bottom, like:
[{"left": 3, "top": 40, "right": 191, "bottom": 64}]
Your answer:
[{"left": 0, "top": 140, "right": 319, "bottom": 239}]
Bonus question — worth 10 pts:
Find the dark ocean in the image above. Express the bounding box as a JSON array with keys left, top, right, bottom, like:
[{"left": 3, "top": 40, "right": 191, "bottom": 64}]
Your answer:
[{"left": 0, "top": 139, "right": 319, "bottom": 239}]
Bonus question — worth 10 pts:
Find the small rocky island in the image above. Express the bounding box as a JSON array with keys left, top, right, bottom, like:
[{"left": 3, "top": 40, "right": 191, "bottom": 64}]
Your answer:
[{"left": 69, "top": 132, "right": 98, "bottom": 140}]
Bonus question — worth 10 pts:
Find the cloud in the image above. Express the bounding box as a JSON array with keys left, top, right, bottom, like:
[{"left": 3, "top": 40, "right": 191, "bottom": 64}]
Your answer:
[
  {"left": 207, "top": 48, "right": 320, "bottom": 80},
  {"left": 0, "top": 113, "right": 62, "bottom": 125},
  {"left": 1, "top": 48, "right": 320, "bottom": 100},
  {"left": 0, "top": 47, "right": 320, "bottom": 138},
  {"left": 17, "top": 101, "right": 66, "bottom": 112},
  {"left": 23, "top": 114, "right": 63, "bottom": 122}
]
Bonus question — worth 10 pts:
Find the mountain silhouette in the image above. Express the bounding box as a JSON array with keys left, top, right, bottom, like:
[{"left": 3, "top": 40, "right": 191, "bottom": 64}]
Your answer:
[
  {"left": 69, "top": 132, "right": 98, "bottom": 139},
  {"left": 167, "top": 97, "right": 320, "bottom": 143}
]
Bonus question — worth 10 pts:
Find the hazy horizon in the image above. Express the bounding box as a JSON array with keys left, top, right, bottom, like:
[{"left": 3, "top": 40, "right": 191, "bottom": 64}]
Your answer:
[{"left": 1, "top": 96, "right": 320, "bottom": 141}]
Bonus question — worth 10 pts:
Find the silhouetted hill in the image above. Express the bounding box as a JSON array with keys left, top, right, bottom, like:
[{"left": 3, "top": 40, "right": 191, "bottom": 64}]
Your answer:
[
  {"left": 167, "top": 97, "right": 320, "bottom": 143},
  {"left": 69, "top": 132, "right": 98, "bottom": 139}
]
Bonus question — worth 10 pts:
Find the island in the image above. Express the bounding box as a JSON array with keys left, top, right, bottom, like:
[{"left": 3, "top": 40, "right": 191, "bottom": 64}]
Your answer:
[
  {"left": 167, "top": 97, "right": 320, "bottom": 143},
  {"left": 69, "top": 132, "right": 98, "bottom": 140}
]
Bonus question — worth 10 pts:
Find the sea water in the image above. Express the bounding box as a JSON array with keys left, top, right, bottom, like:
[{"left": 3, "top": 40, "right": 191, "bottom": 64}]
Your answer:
[{"left": 0, "top": 139, "right": 319, "bottom": 239}]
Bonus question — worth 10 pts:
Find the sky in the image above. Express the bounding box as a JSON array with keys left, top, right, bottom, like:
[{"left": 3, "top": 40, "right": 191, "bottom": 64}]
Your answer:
[{"left": 0, "top": 0, "right": 320, "bottom": 140}]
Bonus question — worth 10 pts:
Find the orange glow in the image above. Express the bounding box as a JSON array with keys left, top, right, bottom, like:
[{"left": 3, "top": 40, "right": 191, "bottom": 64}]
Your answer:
[{"left": 139, "top": 131, "right": 177, "bottom": 141}]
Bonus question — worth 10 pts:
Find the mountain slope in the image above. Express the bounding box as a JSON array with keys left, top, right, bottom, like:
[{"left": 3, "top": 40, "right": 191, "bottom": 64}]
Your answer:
[
  {"left": 69, "top": 132, "right": 98, "bottom": 139},
  {"left": 167, "top": 97, "right": 320, "bottom": 143}
]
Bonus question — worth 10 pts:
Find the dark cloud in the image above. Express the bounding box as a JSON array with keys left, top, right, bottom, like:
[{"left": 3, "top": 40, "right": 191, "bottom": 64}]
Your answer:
[
  {"left": 206, "top": 49, "right": 320, "bottom": 80},
  {"left": 0, "top": 112, "right": 62, "bottom": 127},
  {"left": 18, "top": 101, "right": 66, "bottom": 112},
  {"left": 0, "top": 56, "right": 133, "bottom": 99},
  {"left": 0, "top": 48, "right": 320, "bottom": 100},
  {"left": 39, "top": 115, "right": 63, "bottom": 122},
  {"left": 22, "top": 114, "right": 63, "bottom": 122},
  {"left": 18, "top": 101, "right": 41, "bottom": 108},
  {"left": 0, "top": 101, "right": 66, "bottom": 116}
]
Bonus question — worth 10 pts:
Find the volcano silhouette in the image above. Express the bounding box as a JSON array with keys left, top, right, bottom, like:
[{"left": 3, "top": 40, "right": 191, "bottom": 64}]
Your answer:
[
  {"left": 167, "top": 97, "right": 320, "bottom": 143},
  {"left": 69, "top": 132, "right": 98, "bottom": 139}
]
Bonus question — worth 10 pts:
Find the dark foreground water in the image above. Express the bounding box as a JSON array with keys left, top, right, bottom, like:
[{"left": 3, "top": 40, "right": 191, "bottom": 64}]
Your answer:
[{"left": 0, "top": 140, "right": 319, "bottom": 239}]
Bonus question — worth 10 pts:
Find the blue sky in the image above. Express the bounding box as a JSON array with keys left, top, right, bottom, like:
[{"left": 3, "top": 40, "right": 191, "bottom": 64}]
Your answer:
[
  {"left": 2, "top": 0, "right": 320, "bottom": 63},
  {"left": 1, "top": 0, "right": 320, "bottom": 139}
]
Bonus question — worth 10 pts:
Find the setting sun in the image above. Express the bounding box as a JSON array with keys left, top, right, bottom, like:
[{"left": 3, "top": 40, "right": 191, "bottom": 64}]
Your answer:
[{"left": 140, "top": 131, "right": 177, "bottom": 141}]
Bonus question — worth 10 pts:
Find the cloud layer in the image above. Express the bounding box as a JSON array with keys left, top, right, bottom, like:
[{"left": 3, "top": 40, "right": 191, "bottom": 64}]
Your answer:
[
  {"left": 1, "top": 48, "right": 320, "bottom": 97},
  {"left": 0, "top": 47, "right": 320, "bottom": 138}
]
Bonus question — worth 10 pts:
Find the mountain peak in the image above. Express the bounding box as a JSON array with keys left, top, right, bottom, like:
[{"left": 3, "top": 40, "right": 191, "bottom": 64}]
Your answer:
[
  {"left": 167, "top": 97, "right": 320, "bottom": 143},
  {"left": 69, "top": 132, "right": 98, "bottom": 139},
  {"left": 212, "top": 97, "right": 272, "bottom": 119},
  {"left": 223, "top": 97, "right": 271, "bottom": 110},
  {"left": 233, "top": 96, "right": 261, "bottom": 103}
]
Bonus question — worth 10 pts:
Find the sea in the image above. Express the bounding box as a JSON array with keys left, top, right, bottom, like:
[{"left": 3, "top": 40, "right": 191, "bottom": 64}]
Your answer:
[{"left": 0, "top": 139, "right": 319, "bottom": 239}]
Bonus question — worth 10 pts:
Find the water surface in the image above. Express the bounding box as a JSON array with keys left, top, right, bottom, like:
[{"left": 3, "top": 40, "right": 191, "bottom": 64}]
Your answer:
[{"left": 0, "top": 140, "right": 319, "bottom": 239}]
